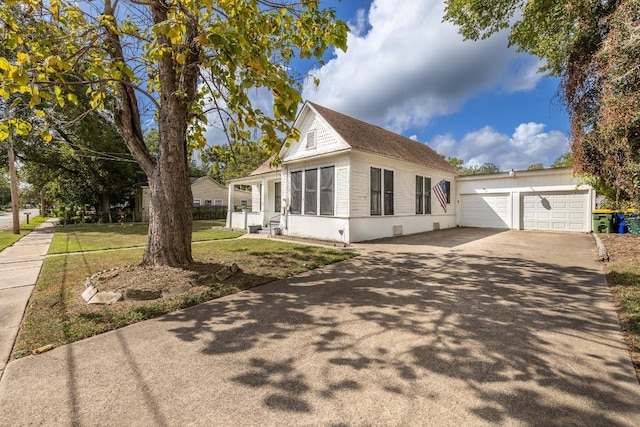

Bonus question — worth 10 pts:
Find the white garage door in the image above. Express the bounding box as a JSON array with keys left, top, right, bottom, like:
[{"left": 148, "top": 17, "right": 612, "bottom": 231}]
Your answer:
[
  {"left": 521, "top": 191, "right": 588, "bottom": 232},
  {"left": 460, "top": 194, "right": 510, "bottom": 228}
]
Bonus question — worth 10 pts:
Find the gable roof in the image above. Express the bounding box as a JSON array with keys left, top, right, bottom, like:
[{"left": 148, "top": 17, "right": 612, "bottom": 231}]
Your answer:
[
  {"left": 191, "top": 176, "right": 226, "bottom": 188},
  {"left": 250, "top": 155, "right": 281, "bottom": 176},
  {"left": 307, "top": 102, "right": 456, "bottom": 174}
]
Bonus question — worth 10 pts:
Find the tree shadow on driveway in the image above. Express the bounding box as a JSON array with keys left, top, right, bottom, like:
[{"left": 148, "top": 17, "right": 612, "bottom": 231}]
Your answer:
[{"left": 160, "top": 246, "right": 640, "bottom": 425}]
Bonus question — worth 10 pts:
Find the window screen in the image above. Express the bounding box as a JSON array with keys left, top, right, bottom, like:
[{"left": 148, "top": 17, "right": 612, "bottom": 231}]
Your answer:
[
  {"left": 384, "top": 169, "right": 394, "bottom": 215},
  {"left": 320, "top": 166, "right": 334, "bottom": 215},
  {"left": 291, "top": 171, "right": 302, "bottom": 214},
  {"left": 370, "top": 167, "right": 381, "bottom": 215},
  {"left": 425, "top": 177, "right": 432, "bottom": 214},
  {"left": 416, "top": 176, "right": 424, "bottom": 214},
  {"left": 274, "top": 182, "right": 281, "bottom": 212},
  {"left": 304, "top": 169, "right": 317, "bottom": 215}
]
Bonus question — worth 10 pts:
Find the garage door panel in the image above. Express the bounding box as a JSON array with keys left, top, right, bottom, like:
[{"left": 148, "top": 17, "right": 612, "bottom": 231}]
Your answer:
[
  {"left": 521, "top": 191, "right": 588, "bottom": 232},
  {"left": 460, "top": 194, "right": 509, "bottom": 229}
]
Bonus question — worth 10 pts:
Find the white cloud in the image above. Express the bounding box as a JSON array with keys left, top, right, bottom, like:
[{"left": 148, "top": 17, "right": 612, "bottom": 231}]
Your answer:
[
  {"left": 429, "top": 123, "right": 569, "bottom": 170},
  {"left": 302, "top": 0, "right": 543, "bottom": 132}
]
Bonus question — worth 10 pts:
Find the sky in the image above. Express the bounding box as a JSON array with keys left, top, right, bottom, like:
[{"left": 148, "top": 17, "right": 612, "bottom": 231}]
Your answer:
[{"left": 296, "top": 0, "right": 571, "bottom": 171}]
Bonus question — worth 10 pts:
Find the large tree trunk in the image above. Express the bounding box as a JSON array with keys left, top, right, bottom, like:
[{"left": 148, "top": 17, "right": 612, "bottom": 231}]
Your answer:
[
  {"left": 7, "top": 128, "right": 20, "bottom": 234},
  {"left": 104, "top": 0, "right": 199, "bottom": 267},
  {"left": 144, "top": 155, "right": 193, "bottom": 267}
]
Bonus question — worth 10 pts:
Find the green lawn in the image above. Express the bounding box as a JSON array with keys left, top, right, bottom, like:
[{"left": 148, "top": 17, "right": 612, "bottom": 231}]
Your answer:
[
  {"left": 600, "top": 234, "right": 640, "bottom": 381},
  {"left": 13, "top": 238, "right": 357, "bottom": 357},
  {"left": 48, "top": 219, "right": 242, "bottom": 254},
  {"left": 0, "top": 216, "right": 48, "bottom": 252}
]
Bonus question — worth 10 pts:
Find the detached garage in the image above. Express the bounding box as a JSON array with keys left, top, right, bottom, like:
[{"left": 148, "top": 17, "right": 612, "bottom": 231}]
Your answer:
[{"left": 456, "top": 168, "right": 595, "bottom": 233}]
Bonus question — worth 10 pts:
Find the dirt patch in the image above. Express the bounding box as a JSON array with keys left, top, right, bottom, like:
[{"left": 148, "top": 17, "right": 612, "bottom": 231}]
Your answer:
[{"left": 89, "top": 262, "right": 236, "bottom": 300}]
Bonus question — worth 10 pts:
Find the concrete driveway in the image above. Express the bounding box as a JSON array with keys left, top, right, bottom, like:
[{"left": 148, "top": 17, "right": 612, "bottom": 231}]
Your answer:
[{"left": 1, "top": 228, "right": 639, "bottom": 426}]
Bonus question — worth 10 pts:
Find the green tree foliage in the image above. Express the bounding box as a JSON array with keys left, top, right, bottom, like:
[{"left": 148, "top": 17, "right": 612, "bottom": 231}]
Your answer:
[
  {"left": 0, "top": 1, "right": 348, "bottom": 266},
  {"left": 447, "top": 157, "right": 501, "bottom": 175},
  {"left": 202, "top": 141, "right": 270, "bottom": 185},
  {"left": 551, "top": 152, "right": 573, "bottom": 168},
  {"left": 444, "top": 0, "right": 639, "bottom": 204},
  {"left": 527, "top": 163, "right": 544, "bottom": 171}
]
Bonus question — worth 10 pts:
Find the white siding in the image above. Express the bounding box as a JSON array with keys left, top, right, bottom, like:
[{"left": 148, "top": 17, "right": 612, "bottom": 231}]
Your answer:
[
  {"left": 349, "top": 151, "right": 456, "bottom": 218},
  {"left": 281, "top": 108, "right": 350, "bottom": 163}
]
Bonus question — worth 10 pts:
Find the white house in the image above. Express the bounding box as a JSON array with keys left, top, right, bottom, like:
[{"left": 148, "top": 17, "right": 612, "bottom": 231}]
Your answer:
[
  {"left": 227, "top": 102, "right": 597, "bottom": 241},
  {"left": 227, "top": 102, "right": 458, "bottom": 242}
]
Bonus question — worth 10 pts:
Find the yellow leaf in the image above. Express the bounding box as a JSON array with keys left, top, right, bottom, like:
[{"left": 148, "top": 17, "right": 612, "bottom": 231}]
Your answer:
[
  {"left": 16, "top": 52, "right": 28, "bottom": 65},
  {"left": 176, "top": 53, "right": 185, "bottom": 65},
  {"left": 15, "top": 120, "right": 32, "bottom": 136},
  {"left": 0, "top": 57, "right": 10, "bottom": 71},
  {"left": 67, "top": 93, "right": 78, "bottom": 105},
  {"left": 29, "top": 94, "right": 41, "bottom": 109},
  {"left": 0, "top": 124, "right": 9, "bottom": 142},
  {"left": 0, "top": 86, "right": 9, "bottom": 98},
  {"left": 40, "top": 130, "right": 53, "bottom": 143}
]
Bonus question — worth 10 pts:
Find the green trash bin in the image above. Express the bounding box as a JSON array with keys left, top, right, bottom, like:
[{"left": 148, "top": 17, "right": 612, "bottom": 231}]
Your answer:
[{"left": 592, "top": 210, "right": 614, "bottom": 233}]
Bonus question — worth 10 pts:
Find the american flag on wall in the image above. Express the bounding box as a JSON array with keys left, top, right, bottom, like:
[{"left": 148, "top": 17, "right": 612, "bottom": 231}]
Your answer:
[{"left": 432, "top": 179, "right": 448, "bottom": 213}]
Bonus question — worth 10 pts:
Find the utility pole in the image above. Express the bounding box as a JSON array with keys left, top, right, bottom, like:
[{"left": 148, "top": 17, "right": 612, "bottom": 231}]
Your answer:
[{"left": 7, "top": 123, "right": 19, "bottom": 234}]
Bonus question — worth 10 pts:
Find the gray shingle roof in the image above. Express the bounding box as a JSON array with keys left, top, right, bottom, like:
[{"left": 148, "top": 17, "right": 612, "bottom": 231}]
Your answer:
[{"left": 308, "top": 102, "right": 456, "bottom": 174}]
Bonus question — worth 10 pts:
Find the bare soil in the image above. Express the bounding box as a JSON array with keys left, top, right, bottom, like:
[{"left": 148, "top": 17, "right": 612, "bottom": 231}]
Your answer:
[{"left": 89, "top": 263, "right": 232, "bottom": 300}]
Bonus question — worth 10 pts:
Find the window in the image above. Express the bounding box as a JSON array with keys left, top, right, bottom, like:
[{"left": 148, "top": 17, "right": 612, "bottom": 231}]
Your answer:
[
  {"left": 214, "top": 199, "right": 223, "bottom": 206},
  {"left": 274, "top": 182, "right": 281, "bottom": 212},
  {"left": 205, "top": 199, "right": 212, "bottom": 206},
  {"left": 445, "top": 180, "right": 451, "bottom": 203},
  {"left": 304, "top": 168, "right": 317, "bottom": 215},
  {"left": 384, "top": 169, "right": 394, "bottom": 215},
  {"left": 370, "top": 167, "right": 381, "bottom": 215},
  {"left": 306, "top": 130, "right": 316, "bottom": 149},
  {"left": 240, "top": 200, "right": 248, "bottom": 206},
  {"left": 416, "top": 176, "right": 432, "bottom": 214},
  {"left": 320, "top": 166, "right": 334, "bottom": 215},
  {"left": 425, "top": 177, "right": 432, "bottom": 214},
  {"left": 416, "top": 176, "right": 423, "bottom": 214},
  {"left": 193, "top": 199, "right": 201, "bottom": 207},
  {"left": 290, "top": 171, "right": 302, "bottom": 214}
]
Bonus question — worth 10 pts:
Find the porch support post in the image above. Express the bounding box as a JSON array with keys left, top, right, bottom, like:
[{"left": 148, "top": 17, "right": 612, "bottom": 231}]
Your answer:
[
  {"left": 261, "top": 178, "right": 267, "bottom": 225},
  {"left": 227, "top": 184, "right": 235, "bottom": 228}
]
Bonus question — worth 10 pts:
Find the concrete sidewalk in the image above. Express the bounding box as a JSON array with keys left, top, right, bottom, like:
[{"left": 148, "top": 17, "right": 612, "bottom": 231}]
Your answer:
[{"left": 0, "top": 219, "right": 57, "bottom": 378}]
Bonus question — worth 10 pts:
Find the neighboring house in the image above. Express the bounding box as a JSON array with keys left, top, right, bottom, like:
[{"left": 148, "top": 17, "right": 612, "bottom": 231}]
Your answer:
[
  {"left": 227, "top": 102, "right": 458, "bottom": 242},
  {"left": 135, "top": 175, "right": 250, "bottom": 222}
]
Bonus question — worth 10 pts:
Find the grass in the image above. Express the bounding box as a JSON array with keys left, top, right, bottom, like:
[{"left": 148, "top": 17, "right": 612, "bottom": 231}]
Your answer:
[
  {"left": 599, "top": 234, "right": 640, "bottom": 380},
  {"left": 12, "top": 238, "right": 358, "bottom": 358},
  {"left": 0, "top": 216, "right": 48, "bottom": 251},
  {"left": 48, "top": 219, "right": 242, "bottom": 254}
]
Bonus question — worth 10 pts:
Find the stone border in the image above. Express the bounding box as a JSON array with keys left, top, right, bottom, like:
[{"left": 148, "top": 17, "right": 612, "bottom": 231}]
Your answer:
[{"left": 592, "top": 233, "right": 610, "bottom": 262}]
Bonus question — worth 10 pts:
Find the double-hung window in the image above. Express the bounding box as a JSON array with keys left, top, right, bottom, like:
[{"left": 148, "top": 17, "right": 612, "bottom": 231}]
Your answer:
[
  {"left": 370, "top": 168, "right": 382, "bottom": 215},
  {"left": 416, "top": 176, "right": 432, "bottom": 214},
  {"left": 371, "top": 167, "right": 394, "bottom": 216}
]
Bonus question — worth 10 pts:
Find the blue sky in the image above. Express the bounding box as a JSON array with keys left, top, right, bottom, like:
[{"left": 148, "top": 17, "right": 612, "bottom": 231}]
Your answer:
[{"left": 298, "top": 0, "right": 571, "bottom": 171}]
